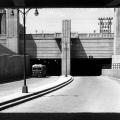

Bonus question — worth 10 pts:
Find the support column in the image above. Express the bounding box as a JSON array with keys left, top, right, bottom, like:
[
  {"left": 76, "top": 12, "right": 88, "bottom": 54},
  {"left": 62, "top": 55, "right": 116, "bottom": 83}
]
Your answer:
[
  {"left": 6, "top": 9, "right": 19, "bottom": 53},
  {"left": 61, "top": 20, "right": 71, "bottom": 76},
  {"left": 1, "top": 10, "right": 6, "bottom": 34},
  {"left": 112, "top": 8, "right": 120, "bottom": 69}
]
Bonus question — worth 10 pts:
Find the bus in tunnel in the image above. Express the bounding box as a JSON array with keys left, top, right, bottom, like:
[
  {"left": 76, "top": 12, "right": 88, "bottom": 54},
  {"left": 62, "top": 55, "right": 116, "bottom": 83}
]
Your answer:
[
  {"left": 30, "top": 59, "right": 61, "bottom": 76},
  {"left": 31, "top": 58, "right": 112, "bottom": 76}
]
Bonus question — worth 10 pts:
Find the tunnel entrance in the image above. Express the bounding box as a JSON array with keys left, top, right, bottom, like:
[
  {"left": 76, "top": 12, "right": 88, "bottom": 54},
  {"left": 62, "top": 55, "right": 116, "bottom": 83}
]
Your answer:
[
  {"left": 31, "top": 58, "right": 111, "bottom": 76},
  {"left": 30, "top": 59, "right": 61, "bottom": 76},
  {"left": 71, "top": 58, "right": 112, "bottom": 76}
]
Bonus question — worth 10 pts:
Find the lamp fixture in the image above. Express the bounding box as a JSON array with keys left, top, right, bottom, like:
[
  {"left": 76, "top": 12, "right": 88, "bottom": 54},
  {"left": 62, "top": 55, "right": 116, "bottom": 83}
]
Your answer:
[
  {"left": 34, "top": 8, "right": 39, "bottom": 16},
  {"left": 10, "top": 9, "right": 14, "bottom": 16}
]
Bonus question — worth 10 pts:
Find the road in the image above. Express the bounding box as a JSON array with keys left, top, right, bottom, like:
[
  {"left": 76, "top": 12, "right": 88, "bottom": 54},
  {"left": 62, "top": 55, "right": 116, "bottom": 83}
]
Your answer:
[{"left": 2, "top": 76, "right": 120, "bottom": 113}]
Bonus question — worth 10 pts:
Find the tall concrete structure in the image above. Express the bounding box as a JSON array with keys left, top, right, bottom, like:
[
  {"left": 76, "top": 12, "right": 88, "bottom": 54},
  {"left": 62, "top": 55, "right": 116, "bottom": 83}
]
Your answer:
[
  {"left": 102, "top": 8, "right": 120, "bottom": 78},
  {"left": 112, "top": 8, "right": 120, "bottom": 68},
  {"left": 0, "top": 9, "right": 31, "bottom": 82},
  {"left": 0, "top": 9, "right": 6, "bottom": 35},
  {"left": 61, "top": 20, "right": 71, "bottom": 75},
  {"left": 6, "top": 9, "right": 19, "bottom": 53}
]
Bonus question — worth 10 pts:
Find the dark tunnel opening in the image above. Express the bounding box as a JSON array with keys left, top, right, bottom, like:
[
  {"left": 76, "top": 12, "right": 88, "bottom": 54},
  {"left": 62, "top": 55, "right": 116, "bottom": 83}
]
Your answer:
[
  {"left": 71, "top": 58, "right": 112, "bottom": 76},
  {"left": 30, "top": 59, "right": 61, "bottom": 76},
  {"left": 31, "top": 58, "right": 111, "bottom": 76}
]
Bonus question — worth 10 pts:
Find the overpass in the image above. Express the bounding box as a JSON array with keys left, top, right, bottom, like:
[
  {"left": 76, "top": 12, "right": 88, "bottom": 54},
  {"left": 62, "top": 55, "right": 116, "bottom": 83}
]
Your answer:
[
  {"left": 19, "top": 32, "right": 113, "bottom": 76},
  {"left": 0, "top": 8, "right": 120, "bottom": 79}
]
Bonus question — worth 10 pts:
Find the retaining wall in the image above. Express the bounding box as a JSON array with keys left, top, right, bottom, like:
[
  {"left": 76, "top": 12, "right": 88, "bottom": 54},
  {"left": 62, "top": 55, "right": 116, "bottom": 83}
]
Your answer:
[
  {"left": 0, "top": 54, "right": 31, "bottom": 83},
  {"left": 19, "top": 33, "right": 114, "bottom": 59},
  {"left": 102, "top": 69, "right": 120, "bottom": 79}
]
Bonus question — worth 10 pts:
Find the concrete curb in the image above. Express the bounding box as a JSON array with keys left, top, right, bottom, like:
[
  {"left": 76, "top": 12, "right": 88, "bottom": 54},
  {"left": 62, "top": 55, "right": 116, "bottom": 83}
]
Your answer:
[
  {"left": 0, "top": 76, "right": 74, "bottom": 111},
  {"left": 100, "top": 75, "right": 120, "bottom": 81}
]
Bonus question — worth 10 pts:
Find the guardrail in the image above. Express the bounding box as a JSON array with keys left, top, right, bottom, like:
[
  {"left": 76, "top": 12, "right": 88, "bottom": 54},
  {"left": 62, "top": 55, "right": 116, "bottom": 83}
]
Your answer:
[{"left": 19, "top": 33, "right": 114, "bottom": 40}]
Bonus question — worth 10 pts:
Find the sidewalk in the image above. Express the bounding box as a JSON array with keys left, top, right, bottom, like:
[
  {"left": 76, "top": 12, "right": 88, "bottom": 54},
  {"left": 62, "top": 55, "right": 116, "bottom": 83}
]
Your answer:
[
  {"left": 0, "top": 76, "right": 59, "bottom": 98},
  {"left": 0, "top": 75, "right": 73, "bottom": 110}
]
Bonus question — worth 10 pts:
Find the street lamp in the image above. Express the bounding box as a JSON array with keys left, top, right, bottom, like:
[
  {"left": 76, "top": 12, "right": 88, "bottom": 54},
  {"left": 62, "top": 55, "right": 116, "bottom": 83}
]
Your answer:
[
  {"left": 34, "top": 8, "right": 39, "bottom": 16},
  {"left": 10, "top": 9, "right": 14, "bottom": 16},
  {"left": 65, "top": 40, "right": 67, "bottom": 77},
  {"left": 11, "top": 8, "right": 39, "bottom": 93}
]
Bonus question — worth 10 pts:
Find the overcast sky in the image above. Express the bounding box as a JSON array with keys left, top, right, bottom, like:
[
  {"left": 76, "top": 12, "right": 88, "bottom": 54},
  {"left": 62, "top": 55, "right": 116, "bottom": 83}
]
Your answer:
[{"left": 20, "top": 8, "right": 114, "bottom": 34}]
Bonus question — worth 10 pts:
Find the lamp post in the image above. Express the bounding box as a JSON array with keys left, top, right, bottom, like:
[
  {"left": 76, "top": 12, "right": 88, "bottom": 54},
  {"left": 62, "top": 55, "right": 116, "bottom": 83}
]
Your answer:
[
  {"left": 65, "top": 40, "right": 67, "bottom": 77},
  {"left": 11, "top": 8, "right": 39, "bottom": 93}
]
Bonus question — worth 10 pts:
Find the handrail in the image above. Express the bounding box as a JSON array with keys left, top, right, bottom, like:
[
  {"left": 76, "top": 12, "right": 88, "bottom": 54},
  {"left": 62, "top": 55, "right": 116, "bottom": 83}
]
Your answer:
[{"left": 19, "top": 33, "right": 114, "bottom": 40}]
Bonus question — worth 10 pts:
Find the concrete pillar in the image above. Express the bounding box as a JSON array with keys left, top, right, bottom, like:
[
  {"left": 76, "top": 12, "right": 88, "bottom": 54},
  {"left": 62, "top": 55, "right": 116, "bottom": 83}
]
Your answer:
[
  {"left": 112, "top": 8, "right": 120, "bottom": 69},
  {"left": 1, "top": 10, "right": 6, "bottom": 34},
  {"left": 61, "top": 20, "right": 71, "bottom": 75},
  {"left": 6, "top": 9, "right": 19, "bottom": 53}
]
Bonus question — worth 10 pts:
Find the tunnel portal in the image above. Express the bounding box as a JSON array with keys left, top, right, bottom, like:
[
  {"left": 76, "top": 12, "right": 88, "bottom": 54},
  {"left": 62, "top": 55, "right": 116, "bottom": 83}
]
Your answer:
[
  {"left": 71, "top": 58, "right": 112, "bottom": 76},
  {"left": 31, "top": 59, "right": 61, "bottom": 76},
  {"left": 31, "top": 58, "right": 111, "bottom": 76}
]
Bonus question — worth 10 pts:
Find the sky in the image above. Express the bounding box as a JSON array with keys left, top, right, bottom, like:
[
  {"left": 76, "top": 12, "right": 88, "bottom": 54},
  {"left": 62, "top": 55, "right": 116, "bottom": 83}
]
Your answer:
[{"left": 20, "top": 8, "right": 114, "bottom": 34}]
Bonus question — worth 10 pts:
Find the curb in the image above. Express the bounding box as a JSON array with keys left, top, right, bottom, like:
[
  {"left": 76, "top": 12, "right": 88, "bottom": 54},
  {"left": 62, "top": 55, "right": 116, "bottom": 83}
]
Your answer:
[
  {"left": 100, "top": 75, "right": 120, "bottom": 81},
  {"left": 0, "top": 76, "right": 74, "bottom": 111}
]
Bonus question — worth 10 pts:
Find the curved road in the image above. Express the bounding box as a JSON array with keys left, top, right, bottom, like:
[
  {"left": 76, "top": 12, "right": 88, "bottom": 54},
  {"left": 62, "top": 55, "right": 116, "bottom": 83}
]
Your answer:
[{"left": 2, "top": 76, "right": 120, "bottom": 113}]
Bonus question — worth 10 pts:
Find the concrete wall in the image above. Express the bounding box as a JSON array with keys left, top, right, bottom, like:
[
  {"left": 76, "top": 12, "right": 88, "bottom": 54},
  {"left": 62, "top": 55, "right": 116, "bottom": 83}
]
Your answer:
[
  {"left": 6, "top": 9, "right": 19, "bottom": 53},
  {"left": 19, "top": 33, "right": 114, "bottom": 59},
  {"left": 0, "top": 37, "right": 16, "bottom": 55},
  {"left": 19, "top": 34, "right": 61, "bottom": 58},
  {"left": 71, "top": 38, "right": 113, "bottom": 58},
  {"left": 0, "top": 54, "right": 30, "bottom": 83},
  {"left": 0, "top": 35, "right": 30, "bottom": 83},
  {"left": 0, "top": 34, "right": 6, "bottom": 47},
  {"left": 102, "top": 69, "right": 120, "bottom": 79},
  {"left": 0, "top": 33, "right": 31, "bottom": 83}
]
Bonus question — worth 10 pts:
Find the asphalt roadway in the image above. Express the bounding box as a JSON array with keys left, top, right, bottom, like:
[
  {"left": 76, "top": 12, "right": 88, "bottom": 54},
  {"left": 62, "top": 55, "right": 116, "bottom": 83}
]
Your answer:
[{"left": 2, "top": 76, "right": 120, "bottom": 113}]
